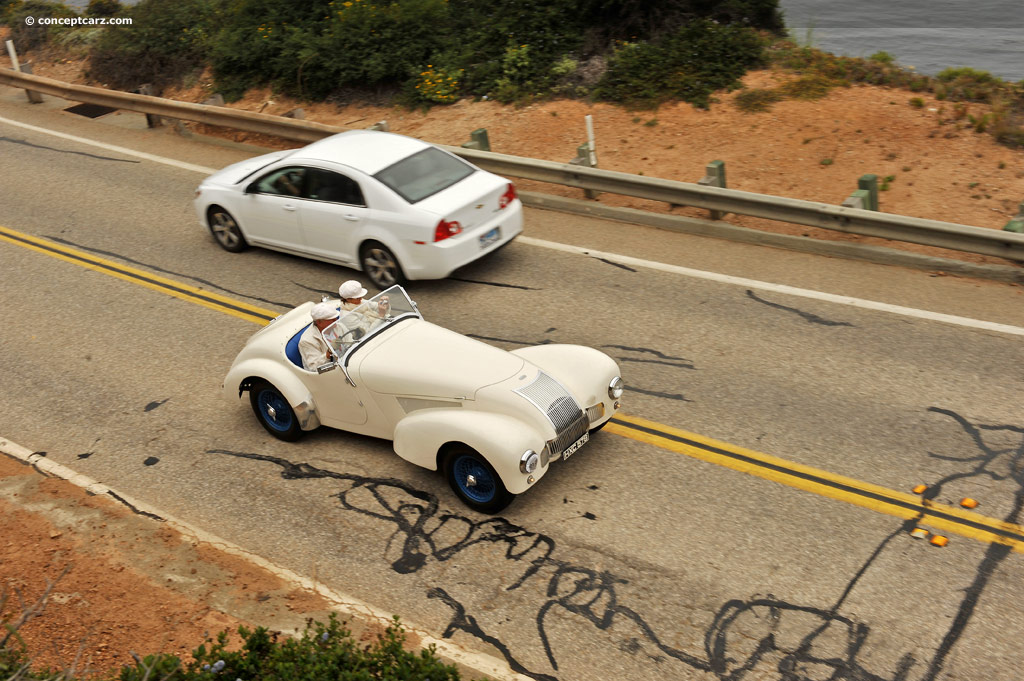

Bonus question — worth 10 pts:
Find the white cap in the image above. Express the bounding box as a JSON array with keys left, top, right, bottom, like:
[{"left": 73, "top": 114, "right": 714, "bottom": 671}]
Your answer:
[
  {"left": 311, "top": 302, "right": 339, "bottom": 321},
  {"left": 338, "top": 280, "right": 368, "bottom": 300}
]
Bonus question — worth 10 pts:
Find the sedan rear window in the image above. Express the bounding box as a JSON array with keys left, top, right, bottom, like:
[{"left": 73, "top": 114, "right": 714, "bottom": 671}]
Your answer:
[{"left": 374, "top": 147, "right": 474, "bottom": 203}]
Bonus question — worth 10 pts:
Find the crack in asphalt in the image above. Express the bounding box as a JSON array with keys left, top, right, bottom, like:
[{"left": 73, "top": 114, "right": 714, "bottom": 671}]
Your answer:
[
  {"left": 45, "top": 236, "right": 294, "bottom": 309},
  {"left": 1, "top": 136, "right": 140, "bottom": 163},
  {"left": 745, "top": 289, "right": 855, "bottom": 327},
  {"left": 449, "top": 277, "right": 540, "bottom": 290}
]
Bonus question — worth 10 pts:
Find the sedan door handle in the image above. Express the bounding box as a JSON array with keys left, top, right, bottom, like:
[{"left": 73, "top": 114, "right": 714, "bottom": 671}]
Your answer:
[
  {"left": 343, "top": 214, "right": 359, "bottom": 222},
  {"left": 282, "top": 204, "right": 297, "bottom": 212}
]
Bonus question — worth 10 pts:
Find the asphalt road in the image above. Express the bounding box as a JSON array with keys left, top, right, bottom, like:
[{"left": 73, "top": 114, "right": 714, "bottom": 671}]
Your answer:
[{"left": 2, "top": 88, "right": 1024, "bottom": 681}]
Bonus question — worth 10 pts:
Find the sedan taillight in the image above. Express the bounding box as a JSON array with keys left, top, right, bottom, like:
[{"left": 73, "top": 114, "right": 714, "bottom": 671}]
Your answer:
[
  {"left": 434, "top": 219, "right": 462, "bottom": 242},
  {"left": 498, "top": 182, "right": 517, "bottom": 209}
]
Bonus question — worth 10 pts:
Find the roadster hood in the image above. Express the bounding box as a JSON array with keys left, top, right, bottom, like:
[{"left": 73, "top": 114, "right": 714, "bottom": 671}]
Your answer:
[{"left": 356, "top": 321, "right": 524, "bottom": 398}]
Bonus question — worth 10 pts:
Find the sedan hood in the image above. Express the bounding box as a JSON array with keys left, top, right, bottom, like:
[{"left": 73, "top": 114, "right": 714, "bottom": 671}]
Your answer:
[{"left": 357, "top": 321, "right": 524, "bottom": 399}]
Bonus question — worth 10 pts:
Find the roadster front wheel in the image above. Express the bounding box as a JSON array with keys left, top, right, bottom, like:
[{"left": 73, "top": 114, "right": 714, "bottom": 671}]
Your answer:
[
  {"left": 249, "top": 380, "right": 302, "bottom": 441},
  {"left": 444, "top": 448, "right": 514, "bottom": 514}
]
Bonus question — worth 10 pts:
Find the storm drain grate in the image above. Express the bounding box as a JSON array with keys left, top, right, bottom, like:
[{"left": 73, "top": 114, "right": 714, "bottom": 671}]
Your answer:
[{"left": 64, "top": 103, "right": 118, "bottom": 118}]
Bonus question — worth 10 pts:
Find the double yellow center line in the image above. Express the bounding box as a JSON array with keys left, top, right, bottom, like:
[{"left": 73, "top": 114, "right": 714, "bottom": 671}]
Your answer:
[
  {"left": 4, "top": 224, "right": 1022, "bottom": 552},
  {"left": 0, "top": 225, "right": 276, "bottom": 325}
]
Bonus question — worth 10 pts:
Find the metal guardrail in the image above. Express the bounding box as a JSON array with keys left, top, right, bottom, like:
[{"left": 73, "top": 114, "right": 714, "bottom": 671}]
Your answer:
[{"left": 3, "top": 68, "right": 1023, "bottom": 262}]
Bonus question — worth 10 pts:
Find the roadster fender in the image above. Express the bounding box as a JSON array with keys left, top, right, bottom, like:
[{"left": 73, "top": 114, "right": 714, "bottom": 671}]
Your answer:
[
  {"left": 393, "top": 410, "right": 549, "bottom": 494},
  {"left": 223, "top": 359, "right": 321, "bottom": 431}
]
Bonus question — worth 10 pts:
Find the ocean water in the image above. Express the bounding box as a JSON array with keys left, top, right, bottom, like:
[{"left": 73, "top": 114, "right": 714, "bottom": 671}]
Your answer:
[{"left": 778, "top": 0, "right": 1024, "bottom": 82}]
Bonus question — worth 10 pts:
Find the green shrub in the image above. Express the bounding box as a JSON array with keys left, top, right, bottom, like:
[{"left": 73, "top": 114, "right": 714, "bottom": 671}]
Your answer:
[
  {"left": 909, "top": 97, "right": 924, "bottom": 108},
  {"left": 5, "top": 1, "right": 79, "bottom": 51},
  {"left": 85, "top": 0, "right": 123, "bottom": 17},
  {"left": 734, "top": 87, "right": 782, "bottom": 112},
  {"left": 119, "top": 615, "right": 463, "bottom": 681},
  {"left": 778, "top": 73, "right": 836, "bottom": 99},
  {"left": 210, "top": 0, "right": 448, "bottom": 101},
  {"left": 595, "top": 19, "right": 766, "bottom": 108},
  {"left": 869, "top": 51, "right": 894, "bottom": 64},
  {"left": 87, "top": 0, "right": 221, "bottom": 90}
]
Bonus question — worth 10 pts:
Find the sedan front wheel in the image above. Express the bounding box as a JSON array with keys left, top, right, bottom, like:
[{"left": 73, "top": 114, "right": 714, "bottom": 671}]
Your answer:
[
  {"left": 360, "top": 242, "right": 405, "bottom": 289},
  {"left": 208, "top": 207, "right": 247, "bottom": 253}
]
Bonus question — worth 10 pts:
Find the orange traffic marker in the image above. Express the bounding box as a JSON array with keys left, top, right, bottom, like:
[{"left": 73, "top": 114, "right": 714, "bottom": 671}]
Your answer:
[
  {"left": 909, "top": 527, "right": 929, "bottom": 539},
  {"left": 930, "top": 535, "right": 949, "bottom": 547},
  {"left": 912, "top": 484, "right": 928, "bottom": 494},
  {"left": 960, "top": 498, "right": 979, "bottom": 509}
]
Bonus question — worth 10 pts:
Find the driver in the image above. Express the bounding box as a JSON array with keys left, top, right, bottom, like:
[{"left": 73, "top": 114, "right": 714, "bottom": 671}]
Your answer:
[{"left": 298, "top": 302, "right": 340, "bottom": 371}]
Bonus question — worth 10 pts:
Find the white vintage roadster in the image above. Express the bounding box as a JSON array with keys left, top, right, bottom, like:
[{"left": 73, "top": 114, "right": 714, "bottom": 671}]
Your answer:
[{"left": 223, "top": 286, "right": 623, "bottom": 513}]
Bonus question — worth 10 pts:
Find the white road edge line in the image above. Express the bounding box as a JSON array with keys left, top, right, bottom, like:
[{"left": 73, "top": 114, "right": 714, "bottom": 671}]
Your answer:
[
  {"left": 0, "top": 114, "right": 218, "bottom": 174},
  {"left": 0, "top": 436, "right": 532, "bottom": 681},
  {"left": 3, "top": 113, "right": 1022, "bottom": 338},
  {"left": 518, "top": 237, "right": 1024, "bottom": 337}
]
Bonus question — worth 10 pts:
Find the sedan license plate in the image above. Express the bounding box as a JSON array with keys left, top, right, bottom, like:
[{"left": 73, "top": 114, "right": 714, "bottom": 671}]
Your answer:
[
  {"left": 562, "top": 431, "right": 589, "bottom": 461},
  {"left": 479, "top": 226, "right": 501, "bottom": 249}
]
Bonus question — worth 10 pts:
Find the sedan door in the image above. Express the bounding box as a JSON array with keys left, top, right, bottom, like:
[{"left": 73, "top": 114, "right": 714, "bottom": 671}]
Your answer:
[
  {"left": 297, "top": 168, "right": 367, "bottom": 266},
  {"left": 236, "top": 166, "right": 307, "bottom": 250}
]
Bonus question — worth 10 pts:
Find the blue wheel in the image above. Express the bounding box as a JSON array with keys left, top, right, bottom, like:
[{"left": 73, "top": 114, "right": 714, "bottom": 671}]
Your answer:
[
  {"left": 444, "top": 448, "right": 514, "bottom": 514},
  {"left": 249, "top": 380, "right": 302, "bottom": 441}
]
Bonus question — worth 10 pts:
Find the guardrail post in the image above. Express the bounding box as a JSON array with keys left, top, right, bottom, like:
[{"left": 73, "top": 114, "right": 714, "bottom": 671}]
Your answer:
[
  {"left": 18, "top": 63, "right": 43, "bottom": 104},
  {"left": 569, "top": 142, "right": 599, "bottom": 199},
  {"left": 842, "top": 189, "right": 872, "bottom": 210},
  {"left": 858, "top": 174, "right": 879, "bottom": 211},
  {"left": 134, "top": 84, "right": 163, "bottom": 127},
  {"left": 5, "top": 40, "right": 42, "bottom": 103},
  {"left": 367, "top": 120, "right": 389, "bottom": 131},
  {"left": 461, "top": 128, "right": 490, "bottom": 151},
  {"left": 697, "top": 160, "right": 727, "bottom": 219},
  {"left": 1004, "top": 200, "right": 1024, "bottom": 233}
]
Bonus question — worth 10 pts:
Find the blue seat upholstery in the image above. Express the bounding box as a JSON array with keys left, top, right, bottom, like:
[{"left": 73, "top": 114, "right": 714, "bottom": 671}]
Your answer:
[{"left": 286, "top": 324, "right": 310, "bottom": 368}]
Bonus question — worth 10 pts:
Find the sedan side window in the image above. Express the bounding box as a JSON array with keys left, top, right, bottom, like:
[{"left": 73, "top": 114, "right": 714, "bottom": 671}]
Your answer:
[
  {"left": 255, "top": 167, "right": 307, "bottom": 197},
  {"left": 306, "top": 168, "right": 366, "bottom": 207}
]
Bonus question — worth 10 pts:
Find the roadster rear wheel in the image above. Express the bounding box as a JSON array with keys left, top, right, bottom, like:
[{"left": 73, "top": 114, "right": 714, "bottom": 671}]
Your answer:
[
  {"left": 444, "top": 448, "right": 514, "bottom": 514},
  {"left": 249, "top": 380, "right": 302, "bottom": 441}
]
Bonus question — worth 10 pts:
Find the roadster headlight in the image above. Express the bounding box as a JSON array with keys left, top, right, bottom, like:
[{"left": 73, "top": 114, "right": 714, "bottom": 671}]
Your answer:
[
  {"left": 520, "top": 449, "right": 540, "bottom": 474},
  {"left": 608, "top": 376, "right": 624, "bottom": 400}
]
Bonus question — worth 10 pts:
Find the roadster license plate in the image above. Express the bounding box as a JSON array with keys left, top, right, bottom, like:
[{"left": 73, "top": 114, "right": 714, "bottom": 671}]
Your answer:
[
  {"left": 562, "top": 431, "right": 589, "bottom": 461},
  {"left": 479, "top": 227, "right": 500, "bottom": 249}
]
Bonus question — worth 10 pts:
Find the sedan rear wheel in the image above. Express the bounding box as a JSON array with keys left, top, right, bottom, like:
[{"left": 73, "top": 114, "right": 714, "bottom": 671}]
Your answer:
[
  {"left": 209, "top": 207, "right": 247, "bottom": 253},
  {"left": 445, "top": 447, "right": 514, "bottom": 514},
  {"left": 360, "top": 242, "right": 405, "bottom": 289}
]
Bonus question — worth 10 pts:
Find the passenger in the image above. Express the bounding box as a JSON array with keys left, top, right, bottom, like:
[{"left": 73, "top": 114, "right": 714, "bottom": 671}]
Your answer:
[
  {"left": 298, "top": 302, "right": 340, "bottom": 371},
  {"left": 336, "top": 279, "right": 390, "bottom": 339}
]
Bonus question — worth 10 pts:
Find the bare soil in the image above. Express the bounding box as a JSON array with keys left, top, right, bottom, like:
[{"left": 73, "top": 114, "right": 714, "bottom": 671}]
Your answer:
[{"left": 0, "top": 455, "right": 333, "bottom": 678}]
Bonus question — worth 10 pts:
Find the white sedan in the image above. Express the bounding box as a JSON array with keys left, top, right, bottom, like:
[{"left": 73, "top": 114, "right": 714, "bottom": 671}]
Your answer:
[
  {"left": 194, "top": 130, "right": 523, "bottom": 289},
  {"left": 223, "top": 286, "right": 623, "bottom": 513}
]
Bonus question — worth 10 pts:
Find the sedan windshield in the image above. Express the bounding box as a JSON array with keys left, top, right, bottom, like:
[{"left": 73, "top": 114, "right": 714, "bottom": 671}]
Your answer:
[{"left": 374, "top": 147, "right": 474, "bottom": 203}]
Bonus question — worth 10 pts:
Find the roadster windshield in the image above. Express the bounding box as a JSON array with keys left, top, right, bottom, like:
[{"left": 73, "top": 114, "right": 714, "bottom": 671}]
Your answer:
[{"left": 321, "top": 285, "right": 420, "bottom": 355}]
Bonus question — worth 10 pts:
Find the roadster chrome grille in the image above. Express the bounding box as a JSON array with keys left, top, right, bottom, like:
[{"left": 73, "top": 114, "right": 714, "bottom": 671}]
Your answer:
[
  {"left": 515, "top": 372, "right": 588, "bottom": 456},
  {"left": 549, "top": 413, "right": 589, "bottom": 457}
]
